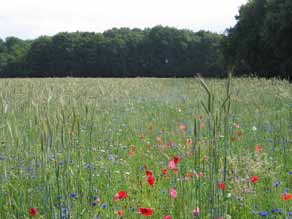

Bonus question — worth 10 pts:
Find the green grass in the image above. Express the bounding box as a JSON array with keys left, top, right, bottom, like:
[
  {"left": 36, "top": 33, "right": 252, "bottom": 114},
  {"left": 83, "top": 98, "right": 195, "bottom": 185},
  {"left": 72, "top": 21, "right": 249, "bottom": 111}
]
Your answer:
[{"left": 0, "top": 77, "right": 291, "bottom": 218}]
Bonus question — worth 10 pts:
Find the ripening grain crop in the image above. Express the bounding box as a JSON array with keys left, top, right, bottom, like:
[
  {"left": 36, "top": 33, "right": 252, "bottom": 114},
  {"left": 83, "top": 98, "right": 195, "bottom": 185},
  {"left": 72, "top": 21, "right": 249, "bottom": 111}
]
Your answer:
[{"left": 0, "top": 77, "right": 291, "bottom": 218}]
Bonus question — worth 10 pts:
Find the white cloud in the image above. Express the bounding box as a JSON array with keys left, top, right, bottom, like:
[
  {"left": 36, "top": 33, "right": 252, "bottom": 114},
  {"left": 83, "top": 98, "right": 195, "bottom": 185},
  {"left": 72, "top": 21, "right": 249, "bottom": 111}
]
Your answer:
[{"left": 0, "top": 0, "right": 247, "bottom": 39}]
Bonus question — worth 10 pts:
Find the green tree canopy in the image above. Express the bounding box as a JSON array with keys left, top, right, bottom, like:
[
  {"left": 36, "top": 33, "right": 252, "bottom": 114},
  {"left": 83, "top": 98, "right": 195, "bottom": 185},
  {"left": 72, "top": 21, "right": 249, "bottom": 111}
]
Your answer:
[
  {"left": 224, "top": 0, "right": 292, "bottom": 78},
  {"left": 0, "top": 26, "right": 225, "bottom": 77}
]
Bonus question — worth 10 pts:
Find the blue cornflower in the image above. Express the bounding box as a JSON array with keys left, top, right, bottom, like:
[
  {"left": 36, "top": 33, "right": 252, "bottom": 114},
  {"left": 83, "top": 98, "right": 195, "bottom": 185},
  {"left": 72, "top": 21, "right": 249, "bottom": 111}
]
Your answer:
[
  {"left": 101, "top": 203, "right": 107, "bottom": 209},
  {"left": 273, "top": 180, "right": 281, "bottom": 187},
  {"left": 271, "top": 208, "right": 282, "bottom": 214},
  {"left": 61, "top": 207, "right": 69, "bottom": 219},
  {"left": 86, "top": 164, "right": 91, "bottom": 169},
  {"left": 288, "top": 171, "right": 292, "bottom": 175},
  {"left": 92, "top": 201, "right": 97, "bottom": 207},
  {"left": 259, "top": 211, "right": 269, "bottom": 217},
  {"left": 70, "top": 193, "right": 77, "bottom": 199}
]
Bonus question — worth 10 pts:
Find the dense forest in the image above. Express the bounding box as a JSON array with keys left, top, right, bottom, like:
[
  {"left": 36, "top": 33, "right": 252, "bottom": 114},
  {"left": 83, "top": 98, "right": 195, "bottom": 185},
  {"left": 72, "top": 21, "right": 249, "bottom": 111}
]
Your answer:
[
  {"left": 0, "top": 28, "right": 224, "bottom": 77},
  {"left": 0, "top": 0, "right": 291, "bottom": 78},
  {"left": 224, "top": 0, "right": 292, "bottom": 78}
]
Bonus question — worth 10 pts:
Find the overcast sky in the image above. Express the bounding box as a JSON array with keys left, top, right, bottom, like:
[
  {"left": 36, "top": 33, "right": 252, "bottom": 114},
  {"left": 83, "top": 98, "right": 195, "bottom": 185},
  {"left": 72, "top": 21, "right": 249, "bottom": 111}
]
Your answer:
[{"left": 0, "top": 0, "right": 247, "bottom": 40}]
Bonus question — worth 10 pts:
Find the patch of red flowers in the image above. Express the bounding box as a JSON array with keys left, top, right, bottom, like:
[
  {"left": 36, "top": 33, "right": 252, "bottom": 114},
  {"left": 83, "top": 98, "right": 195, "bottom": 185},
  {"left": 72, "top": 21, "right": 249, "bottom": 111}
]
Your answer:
[
  {"left": 281, "top": 193, "right": 292, "bottom": 201},
  {"left": 114, "top": 191, "right": 128, "bottom": 201},
  {"left": 256, "top": 145, "right": 263, "bottom": 153},
  {"left": 118, "top": 210, "right": 125, "bottom": 216},
  {"left": 129, "top": 145, "right": 136, "bottom": 156},
  {"left": 219, "top": 182, "right": 226, "bottom": 191},
  {"left": 140, "top": 208, "right": 154, "bottom": 216},
  {"left": 29, "top": 208, "right": 38, "bottom": 217},
  {"left": 173, "top": 156, "right": 180, "bottom": 164},
  {"left": 251, "top": 175, "right": 259, "bottom": 184},
  {"left": 147, "top": 175, "right": 156, "bottom": 186},
  {"left": 146, "top": 170, "right": 153, "bottom": 177},
  {"left": 168, "top": 156, "right": 180, "bottom": 174}
]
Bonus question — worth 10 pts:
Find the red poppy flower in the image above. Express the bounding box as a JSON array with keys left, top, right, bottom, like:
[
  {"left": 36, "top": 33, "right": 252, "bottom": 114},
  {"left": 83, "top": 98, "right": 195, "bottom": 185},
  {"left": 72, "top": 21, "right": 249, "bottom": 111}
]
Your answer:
[
  {"left": 256, "top": 145, "right": 263, "bottom": 153},
  {"left": 129, "top": 151, "right": 135, "bottom": 156},
  {"left": 114, "top": 191, "right": 128, "bottom": 201},
  {"left": 147, "top": 175, "right": 156, "bottom": 186},
  {"left": 219, "top": 182, "right": 226, "bottom": 191},
  {"left": 281, "top": 193, "right": 292, "bottom": 201},
  {"left": 146, "top": 170, "right": 153, "bottom": 177},
  {"left": 162, "top": 168, "right": 168, "bottom": 175},
  {"left": 29, "top": 208, "right": 38, "bottom": 217},
  {"left": 169, "top": 160, "right": 179, "bottom": 174},
  {"left": 251, "top": 175, "right": 259, "bottom": 184},
  {"left": 173, "top": 156, "right": 180, "bottom": 164},
  {"left": 140, "top": 208, "right": 154, "bottom": 216},
  {"left": 118, "top": 210, "right": 125, "bottom": 216},
  {"left": 129, "top": 146, "right": 136, "bottom": 156}
]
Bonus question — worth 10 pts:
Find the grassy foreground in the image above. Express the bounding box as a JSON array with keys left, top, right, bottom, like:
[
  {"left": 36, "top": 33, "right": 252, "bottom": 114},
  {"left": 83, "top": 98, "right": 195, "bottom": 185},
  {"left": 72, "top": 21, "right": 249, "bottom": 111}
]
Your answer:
[{"left": 0, "top": 78, "right": 291, "bottom": 218}]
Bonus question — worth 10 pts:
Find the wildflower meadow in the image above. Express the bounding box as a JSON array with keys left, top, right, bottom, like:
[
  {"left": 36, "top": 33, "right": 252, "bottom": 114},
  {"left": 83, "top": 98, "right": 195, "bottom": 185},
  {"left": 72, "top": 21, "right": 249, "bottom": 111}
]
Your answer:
[{"left": 0, "top": 77, "right": 291, "bottom": 218}]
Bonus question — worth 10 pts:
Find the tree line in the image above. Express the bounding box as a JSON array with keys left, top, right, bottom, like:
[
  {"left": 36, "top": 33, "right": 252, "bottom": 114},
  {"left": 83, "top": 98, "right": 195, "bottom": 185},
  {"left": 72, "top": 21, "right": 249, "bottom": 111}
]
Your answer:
[
  {"left": 0, "top": 0, "right": 291, "bottom": 78},
  {"left": 0, "top": 27, "right": 224, "bottom": 77},
  {"left": 223, "top": 0, "right": 292, "bottom": 78}
]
